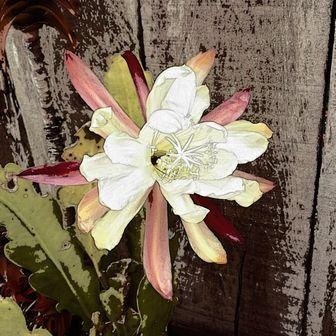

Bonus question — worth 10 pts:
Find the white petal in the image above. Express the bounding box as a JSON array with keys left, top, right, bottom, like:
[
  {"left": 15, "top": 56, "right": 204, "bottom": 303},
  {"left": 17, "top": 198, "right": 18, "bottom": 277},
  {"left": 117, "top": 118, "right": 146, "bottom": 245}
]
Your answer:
[
  {"left": 161, "top": 189, "right": 209, "bottom": 223},
  {"left": 198, "top": 148, "right": 238, "bottom": 180},
  {"left": 91, "top": 190, "right": 150, "bottom": 250},
  {"left": 161, "top": 176, "right": 244, "bottom": 198},
  {"left": 226, "top": 120, "right": 272, "bottom": 138},
  {"left": 98, "top": 167, "right": 154, "bottom": 210},
  {"left": 80, "top": 153, "right": 125, "bottom": 182},
  {"left": 182, "top": 220, "right": 227, "bottom": 264},
  {"left": 104, "top": 132, "right": 151, "bottom": 167},
  {"left": 89, "top": 107, "right": 121, "bottom": 138},
  {"left": 226, "top": 178, "right": 263, "bottom": 207},
  {"left": 178, "top": 121, "right": 227, "bottom": 146},
  {"left": 218, "top": 121, "right": 270, "bottom": 164},
  {"left": 146, "top": 65, "right": 196, "bottom": 117},
  {"left": 154, "top": 121, "right": 227, "bottom": 153},
  {"left": 190, "top": 85, "right": 210, "bottom": 123},
  {"left": 147, "top": 109, "right": 191, "bottom": 133}
]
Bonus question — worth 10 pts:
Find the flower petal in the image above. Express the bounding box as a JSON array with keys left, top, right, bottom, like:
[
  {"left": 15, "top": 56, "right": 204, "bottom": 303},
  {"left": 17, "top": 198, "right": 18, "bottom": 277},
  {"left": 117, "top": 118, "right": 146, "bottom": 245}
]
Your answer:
[
  {"left": 80, "top": 153, "right": 125, "bottom": 182},
  {"left": 147, "top": 109, "right": 190, "bottom": 133},
  {"left": 191, "top": 195, "right": 245, "bottom": 244},
  {"left": 182, "top": 220, "right": 227, "bottom": 264},
  {"left": 198, "top": 148, "right": 238, "bottom": 180},
  {"left": 122, "top": 51, "right": 149, "bottom": 119},
  {"left": 217, "top": 121, "right": 271, "bottom": 164},
  {"left": 146, "top": 65, "right": 196, "bottom": 118},
  {"left": 98, "top": 168, "right": 154, "bottom": 210},
  {"left": 233, "top": 170, "right": 275, "bottom": 193},
  {"left": 143, "top": 183, "right": 172, "bottom": 300},
  {"left": 226, "top": 178, "right": 263, "bottom": 207},
  {"left": 226, "top": 120, "right": 272, "bottom": 138},
  {"left": 91, "top": 190, "right": 150, "bottom": 250},
  {"left": 186, "top": 49, "right": 216, "bottom": 85},
  {"left": 190, "top": 85, "right": 210, "bottom": 123},
  {"left": 160, "top": 189, "right": 209, "bottom": 223},
  {"left": 77, "top": 187, "right": 109, "bottom": 233},
  {"left": 90, "top": 107, "right": 123, "bottom": 138},
  {"left": 104, "top": 132, "right": 151, "bottom": 167},
  {"left": 155, "top": 121, "right": 227, "bottom": 153},
  {"left": 18, "top": 162, "right": 88, "bottom": 185},
  {"left": 64, "top": 50, "right": 139, "bottom": 137},
  {"left": 161, "top": 176, "right": 244, "bottom": 198},
  {"left": 202, "top": 88, "right": 251, "bottom": 125}
]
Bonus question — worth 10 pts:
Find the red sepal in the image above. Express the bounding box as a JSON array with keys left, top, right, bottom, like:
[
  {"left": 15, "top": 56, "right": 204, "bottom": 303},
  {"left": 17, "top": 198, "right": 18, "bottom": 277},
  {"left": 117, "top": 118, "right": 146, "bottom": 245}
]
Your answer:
[
  {"left": 192, "top": 195, "right": 245, "bottom": 245},
  {"left": 18, "top": 161, "right": 88, "bottom": 185}
]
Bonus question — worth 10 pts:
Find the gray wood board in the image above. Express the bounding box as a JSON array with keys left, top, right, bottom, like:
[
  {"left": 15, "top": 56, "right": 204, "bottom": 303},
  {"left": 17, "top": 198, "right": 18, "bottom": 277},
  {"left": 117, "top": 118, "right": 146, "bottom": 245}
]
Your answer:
[
  {"left": 3, "top": 0, "right": 141, "bottom": 166},
  {"left": 306, "top": 6, "right": 336, "bottom": 336},
  {"left": 1, "top": 0, "right": 335, "bottom": 335},
  {"left": 140, "top": 0, "right": 333, "bottom": 335}
]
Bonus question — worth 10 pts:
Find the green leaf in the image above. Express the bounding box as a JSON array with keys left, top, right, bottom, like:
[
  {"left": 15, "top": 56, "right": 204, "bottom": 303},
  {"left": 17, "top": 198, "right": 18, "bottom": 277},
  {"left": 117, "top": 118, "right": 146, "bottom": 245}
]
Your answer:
[
  {"left": 62, "top": 124, "right": 104, "bottom": 162},
  {"left": 0, "top": 164, "right": 102, "bottom": 322},
  {"left": 125, "top": 209, "right": 145, "bottom": 263},
  {"left": 103, "top": 55, "right": 146, "bottom": 128},
  {"left": 57, "top": 183, "right": 95, "bottom": 208},
  {"left": 74, "top": 226, "right": 107, "bottom": 278},
  {"left": 113, "top": 308, "right": 141, "bottom": 336},
  {"left": 137, "top": 276, "right": 176, "bottom": 336},
  {"left": 0, "top": 298, "right": 52, "bottom": 336},
  {"left": 100, "top": 258, "right": 132, "bottom": 322}
]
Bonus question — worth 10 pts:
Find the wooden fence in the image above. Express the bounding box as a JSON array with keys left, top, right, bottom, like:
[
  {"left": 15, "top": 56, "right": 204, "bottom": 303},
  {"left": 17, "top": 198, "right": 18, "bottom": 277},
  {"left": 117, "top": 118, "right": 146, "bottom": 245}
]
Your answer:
[{"left": 1, "top": 1, "right": 335, "bottom": 335}]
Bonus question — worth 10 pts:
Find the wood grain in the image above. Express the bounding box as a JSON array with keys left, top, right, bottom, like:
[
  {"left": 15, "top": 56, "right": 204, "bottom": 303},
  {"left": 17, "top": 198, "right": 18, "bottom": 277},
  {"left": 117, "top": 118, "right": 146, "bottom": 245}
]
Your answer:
[
  {"left": 306, "top": 12, "right": 336, "bottom": 336},
  {"left": 4, "top": 0, "right": 141, "bottom": 166},
  {"left": 1, "top": 0, "right": 336, "bottom": 335},
  {"left": 140, "top": 1, "right": 333, "bottom": 335}
]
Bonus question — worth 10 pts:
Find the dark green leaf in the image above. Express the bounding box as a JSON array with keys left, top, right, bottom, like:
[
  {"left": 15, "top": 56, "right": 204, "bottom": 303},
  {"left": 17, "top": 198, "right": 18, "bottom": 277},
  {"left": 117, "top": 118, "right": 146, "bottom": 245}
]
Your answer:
[{"left": 0, "top": 164, "right": 102, "bottom": 322}]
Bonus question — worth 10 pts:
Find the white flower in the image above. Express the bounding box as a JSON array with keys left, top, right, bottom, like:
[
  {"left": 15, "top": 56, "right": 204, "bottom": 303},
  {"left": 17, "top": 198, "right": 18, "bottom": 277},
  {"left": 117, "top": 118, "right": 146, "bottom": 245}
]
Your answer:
[{"left": 79, "top": 64, "right": 272, "bottom": 254}]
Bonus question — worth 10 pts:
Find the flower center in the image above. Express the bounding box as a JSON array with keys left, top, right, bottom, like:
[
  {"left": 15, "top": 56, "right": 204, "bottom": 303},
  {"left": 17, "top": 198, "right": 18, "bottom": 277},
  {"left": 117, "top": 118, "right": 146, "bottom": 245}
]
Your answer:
[{"left": 151, "top": 133, "right": 218, "bottom": 181}]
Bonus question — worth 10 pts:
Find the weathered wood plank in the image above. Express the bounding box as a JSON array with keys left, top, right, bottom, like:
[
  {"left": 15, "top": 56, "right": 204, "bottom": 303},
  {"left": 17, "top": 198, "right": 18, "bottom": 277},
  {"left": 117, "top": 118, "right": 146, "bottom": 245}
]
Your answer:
[
  {"left": 4, "top": 0, "right": 140, "bottom": 166},
  {"left": 306, "top": 9, "right": 336, "bottom": 336},
  {"left": 140, "top": 1, "right": 333, "bottom": 335}
]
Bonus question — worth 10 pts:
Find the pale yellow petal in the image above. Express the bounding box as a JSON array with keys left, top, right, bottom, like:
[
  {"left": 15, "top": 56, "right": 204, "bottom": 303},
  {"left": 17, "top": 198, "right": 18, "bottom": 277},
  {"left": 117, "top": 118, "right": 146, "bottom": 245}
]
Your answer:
[
  {"left": 226, "top": 120, "right": 273, "bottom": 139},
  {"left": 160, "top": 190, "right": 209, "bottom": 223},
  {"left": 186, "top": 49, "right": 216, "bottom": 85},
  {"left": 77, "top": 187, "right": 108, "bottom": 233},
  {"left": 190, "top": 85, "right": 210, "bottom": 123},
  {"left": 182, "top": 220, "right": 227, "bottom": 264},
  {"left": 90, "top": 107, "right": 125, "bottom": 138},
  {"left": 227, "top": 178, "right": 263, "bottom": 207},
  {"left": 91, "top": 190, "right": 150, "bottom": 250}
]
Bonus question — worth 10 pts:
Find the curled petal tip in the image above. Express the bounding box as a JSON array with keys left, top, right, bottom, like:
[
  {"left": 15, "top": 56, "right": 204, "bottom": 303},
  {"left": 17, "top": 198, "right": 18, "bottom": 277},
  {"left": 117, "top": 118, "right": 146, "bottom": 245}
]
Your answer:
[
  {"left": 186, "top": 48, "right": 216, "bottom": 84},
  {"left": 233, "top": 170, "right": 275, "bottom": 194},
  {"left": 201, "top": 88, "right": 252, "bottom": 125},
  {"left": 216, "top": 254, "right": 228, "bottom": 265},
  {"left": 64, "top": 50, "right": 73, "bottom": 61},
  {"left": 260, "top": 181, "right": 276, "bottom": 193},
  {"left": 161, "top": 290, "right": 173, "bottom": 301},
  {"left": 239, "top": 88, "right": 252, "bottom": 102}
]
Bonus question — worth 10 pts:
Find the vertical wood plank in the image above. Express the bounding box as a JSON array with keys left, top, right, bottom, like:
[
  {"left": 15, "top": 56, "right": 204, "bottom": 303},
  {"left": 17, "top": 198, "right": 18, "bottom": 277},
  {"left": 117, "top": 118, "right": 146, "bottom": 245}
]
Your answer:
[
  {"left": 307, "top": 8, "right": 336, "bottom": 335},
  {"left": 140, "top": 1, "right": 333, "bottom": 335},
  {"left": 3, "top": 0, "right": 140, "bottom": 166}
]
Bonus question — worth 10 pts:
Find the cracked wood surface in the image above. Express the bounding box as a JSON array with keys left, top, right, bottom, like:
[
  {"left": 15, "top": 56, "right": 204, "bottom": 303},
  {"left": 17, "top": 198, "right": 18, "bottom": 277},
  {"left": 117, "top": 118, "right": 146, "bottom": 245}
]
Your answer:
[
  {"left": 1, "top": 0, "right": 335, "bottom": 335},
  {"left": 141, "top": 1, "right": 334, "bottom": 335},
  {"left": 306, "top": 9, "right": 336, "bottom": 336}
]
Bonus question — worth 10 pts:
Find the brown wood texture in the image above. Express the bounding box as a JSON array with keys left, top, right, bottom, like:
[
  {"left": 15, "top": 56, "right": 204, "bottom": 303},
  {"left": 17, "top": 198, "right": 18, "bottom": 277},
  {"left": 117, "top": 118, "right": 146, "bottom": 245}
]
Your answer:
[
  {"left": 141, "top": 1, "right": 334, "bottom": 335},
  {"left": 1, "top": 0, "right": 335, "bottom": 335},
  {"left": 2, "top": 0, "right": 141, "bottom": 167},
  {"left": 306, "top": 7, "right": 336, "bottom": 336}
]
